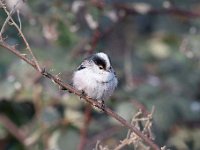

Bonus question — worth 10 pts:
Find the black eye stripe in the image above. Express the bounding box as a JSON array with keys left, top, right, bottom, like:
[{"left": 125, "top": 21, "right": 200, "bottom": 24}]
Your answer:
[{"left": 92, "top": 56, "right": 106, "bottom": 70}]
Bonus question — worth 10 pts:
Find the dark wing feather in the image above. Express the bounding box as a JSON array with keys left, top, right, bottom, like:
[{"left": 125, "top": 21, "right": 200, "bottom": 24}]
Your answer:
[{"left": 77, "top": 64, "right": 86, "bottom": 70}]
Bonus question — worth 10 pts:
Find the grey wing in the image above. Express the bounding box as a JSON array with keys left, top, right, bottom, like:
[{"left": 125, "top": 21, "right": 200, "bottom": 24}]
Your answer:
[
  {"left": 76, "top": 60, "right": 90, "bottom": 71},
  {"left": 77, "top": 64, "right": 86, "bottom": 70}
]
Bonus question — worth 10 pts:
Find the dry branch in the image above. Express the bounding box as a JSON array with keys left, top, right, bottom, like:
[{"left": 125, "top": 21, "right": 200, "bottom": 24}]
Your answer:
[
  {"left": 0, "top": 0, "right": 41, "bottom": 72},
  {"left": 113, "top": 107, "right": 155, "bottom": 150}
]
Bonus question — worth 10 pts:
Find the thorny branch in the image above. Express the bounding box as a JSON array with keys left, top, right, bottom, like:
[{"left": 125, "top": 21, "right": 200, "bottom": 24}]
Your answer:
[
  {"left": 0, "top": 1, "right": 160, "bottom": 150},
  {"left": 0, "top": 0, "right": 41, "bottom": 72}
]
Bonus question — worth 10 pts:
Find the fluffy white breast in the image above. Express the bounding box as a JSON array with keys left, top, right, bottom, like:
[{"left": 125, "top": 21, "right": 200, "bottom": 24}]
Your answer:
[
  {"left": 73, "top": 67, "right": 117, "bottom": 100},
  {"left": 72, "top": 52, "right": 117, "bottom": 100}
]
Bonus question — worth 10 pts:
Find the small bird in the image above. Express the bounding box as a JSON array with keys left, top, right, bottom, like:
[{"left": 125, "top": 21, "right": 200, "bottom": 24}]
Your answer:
[{"left": 72, "top": 52, "right": 118, "bottom": 106}]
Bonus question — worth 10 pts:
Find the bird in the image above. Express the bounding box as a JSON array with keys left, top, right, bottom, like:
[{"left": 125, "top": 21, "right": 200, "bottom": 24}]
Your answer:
[{"left": 72, "top": 52, "right": 118, "bottom": 106}]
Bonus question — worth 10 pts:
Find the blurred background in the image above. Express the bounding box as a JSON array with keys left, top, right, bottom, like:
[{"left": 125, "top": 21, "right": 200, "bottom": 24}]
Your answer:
[{"left": 1, "top": 0, "right": 200, "bottom": 150}]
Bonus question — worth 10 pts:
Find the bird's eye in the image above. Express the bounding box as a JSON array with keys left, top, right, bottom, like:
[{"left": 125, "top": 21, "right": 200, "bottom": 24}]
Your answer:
[{"left": 99, "top": 66, "right": 103, "bottom": 70}]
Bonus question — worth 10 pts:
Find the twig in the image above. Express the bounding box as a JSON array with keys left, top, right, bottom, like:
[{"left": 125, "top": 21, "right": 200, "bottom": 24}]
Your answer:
[
  {"left": 114, "top": 107, "right": 156, "bottom": 150},
  {"left": 94, "top": 140, "right": 109, "bottom": 150},
  {"left": 131, "top": 100, "right": 150, "bottom": 117},
  {"left": 0, "top": 0, "right": 41, "bottom": 72},
  {"left": 126, "top": 110, "right": 142, "bottom": 139},
  {"left": 142, "top": 107, "right": 155, "bottom": 140},
  {"left": 0, "top": 40, "right": 36, "bottom": 68},
  {"left": 17, "top": 10, "right": 22, "bottom": 30},
  {"left": 0, "top": 0, "right": 19, "bottom": 38}
]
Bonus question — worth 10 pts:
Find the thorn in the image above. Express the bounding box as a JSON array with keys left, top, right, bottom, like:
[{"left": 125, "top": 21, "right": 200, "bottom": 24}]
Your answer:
[
  {"left": 41, "top": 67, "right": 47, "bottom": 75},
  {"left": 51, "top": 78, "right": 56, "bottom": 84},
  {"left": 55, "top": 72, "right": 61, "bottom": 80}
]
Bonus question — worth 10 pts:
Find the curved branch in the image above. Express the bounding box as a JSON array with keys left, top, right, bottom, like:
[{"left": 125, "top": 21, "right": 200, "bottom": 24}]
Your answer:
[{"left": 0, "top": 40, "right": 160, "bottom": 150}]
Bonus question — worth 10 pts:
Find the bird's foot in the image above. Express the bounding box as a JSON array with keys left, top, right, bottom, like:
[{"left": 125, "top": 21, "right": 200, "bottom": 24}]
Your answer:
[
  {"left": 80, "top": 90, "right": 87, "bottom": 100},
  {"left": 99, "top": 100, "right": 105, "bottom": 110}
]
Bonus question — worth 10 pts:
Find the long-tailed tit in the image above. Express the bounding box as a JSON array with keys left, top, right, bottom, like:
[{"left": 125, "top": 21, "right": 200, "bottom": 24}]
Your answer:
[{"left": 72, "top": 52, "right": 118, "bottom": 105}]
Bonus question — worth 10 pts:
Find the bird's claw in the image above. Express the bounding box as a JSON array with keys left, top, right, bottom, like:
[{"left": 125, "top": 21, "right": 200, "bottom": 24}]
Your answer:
[
  {"left": 94, "top": 100, "right": 105, "bottom": 111},
  {"left": 80, "top": 90, "right": 87, "bottom": 99}
]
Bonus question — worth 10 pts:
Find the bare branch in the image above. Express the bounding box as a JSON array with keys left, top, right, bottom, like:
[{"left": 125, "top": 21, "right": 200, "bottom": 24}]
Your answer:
[
  {"left": 0, "top": 0, "right": 41, "bottom": 72},
  {"left": 0, "top": 0, "right": 19, "bottom": 37},
  {"left": 0, "top": 40, "right": 36, "bottom": 68},
  {"left": 114, "top": 107, "right": 156, "bottom": 150},
  {"left": 17, "top": 10, "right": 22, "bottom": 30}
]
